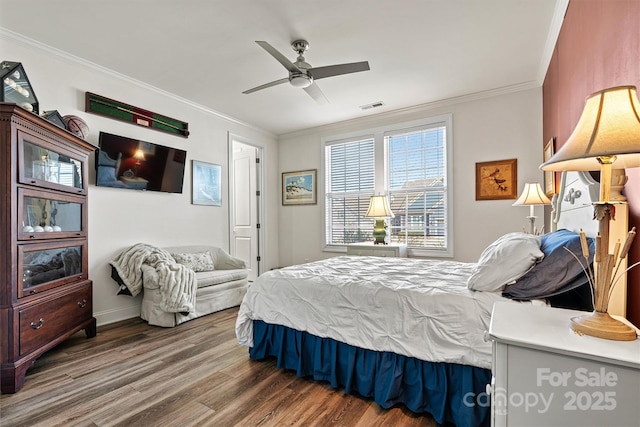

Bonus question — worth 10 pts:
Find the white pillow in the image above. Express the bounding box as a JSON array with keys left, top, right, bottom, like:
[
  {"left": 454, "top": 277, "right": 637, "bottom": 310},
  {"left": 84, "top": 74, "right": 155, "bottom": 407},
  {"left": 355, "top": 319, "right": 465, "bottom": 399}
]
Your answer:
[{"left": 467, "top": 232, "right": 543, "bottom": 292}]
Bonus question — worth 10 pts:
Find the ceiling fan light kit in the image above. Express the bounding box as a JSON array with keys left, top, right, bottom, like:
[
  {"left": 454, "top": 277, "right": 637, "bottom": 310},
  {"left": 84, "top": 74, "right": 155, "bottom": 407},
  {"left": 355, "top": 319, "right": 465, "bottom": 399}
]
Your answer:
[
  {"left": 290, "top": 74, "right": 312, "bottom": 88},
  {"left": 243, "top": 39, "right": 370, "bottom": 104}
]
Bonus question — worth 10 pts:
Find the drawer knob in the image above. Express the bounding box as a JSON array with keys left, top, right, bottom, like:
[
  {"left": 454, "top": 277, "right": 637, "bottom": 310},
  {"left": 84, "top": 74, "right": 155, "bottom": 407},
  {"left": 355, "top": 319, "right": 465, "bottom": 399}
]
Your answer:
[
  {"left": 30, "top": 318, "right": 44, "bottom": 330},
  {"left": 77, "top": 299, "right": 87, "bottom": 308}
]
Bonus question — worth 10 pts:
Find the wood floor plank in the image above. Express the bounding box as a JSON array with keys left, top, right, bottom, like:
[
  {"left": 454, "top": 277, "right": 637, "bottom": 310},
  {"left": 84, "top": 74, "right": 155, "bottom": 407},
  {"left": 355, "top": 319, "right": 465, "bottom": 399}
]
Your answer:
[{"left": 0, "top": 307, "right": 438, "bottom": 427}]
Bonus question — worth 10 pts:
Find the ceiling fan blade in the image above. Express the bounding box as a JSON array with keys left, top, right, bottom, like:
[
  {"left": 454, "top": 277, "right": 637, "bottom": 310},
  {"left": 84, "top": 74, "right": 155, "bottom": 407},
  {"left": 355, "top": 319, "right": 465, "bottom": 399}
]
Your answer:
[
  {"left": 303, "top": 83, "right": 329, "bottom": 105},
  {"left": 255, "top": 41, "right": 301, "bottom": 74},
  {"left": 242, "top": 78, "right": 289, "bottom": 94},
  {"left": 309, "top": 61, "right": 370, "bottom": 80}
]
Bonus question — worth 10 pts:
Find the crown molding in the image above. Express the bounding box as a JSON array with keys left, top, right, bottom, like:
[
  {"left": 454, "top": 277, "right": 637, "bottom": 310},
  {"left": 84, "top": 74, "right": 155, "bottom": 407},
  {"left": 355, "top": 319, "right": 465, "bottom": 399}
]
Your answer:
[{"left": 279, "top": 80, "right": 541, "bottom": 140}]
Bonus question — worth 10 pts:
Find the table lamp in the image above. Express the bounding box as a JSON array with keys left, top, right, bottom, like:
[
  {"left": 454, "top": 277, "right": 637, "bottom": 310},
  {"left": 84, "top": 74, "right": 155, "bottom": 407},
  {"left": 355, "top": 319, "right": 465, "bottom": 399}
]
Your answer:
[
  {"left": 513, "top": 182, "right": 551, "bottom": 235},
  {"left": 133, "top": 149, "right": 146, "bottom": 177},
  {"left": 541, "top": 85, "right": 640, "bottom": 341},
  {"left": 365, "top": 195, "right": 394, "bottom": 245}
]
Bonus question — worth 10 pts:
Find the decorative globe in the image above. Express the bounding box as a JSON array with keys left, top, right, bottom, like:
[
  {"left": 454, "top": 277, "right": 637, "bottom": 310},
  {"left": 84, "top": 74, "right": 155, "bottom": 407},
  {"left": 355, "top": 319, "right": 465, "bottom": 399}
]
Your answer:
[{"left": 62, "top": 115, "right": 90, "bottom": 139}]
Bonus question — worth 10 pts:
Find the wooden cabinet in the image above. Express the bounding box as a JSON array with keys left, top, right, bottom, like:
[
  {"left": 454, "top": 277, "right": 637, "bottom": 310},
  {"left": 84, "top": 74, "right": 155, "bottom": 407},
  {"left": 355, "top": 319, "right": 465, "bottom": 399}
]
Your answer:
[
  {"left": 1, "top": 103, "right": 96, "bottom": 393},
  {"left": 346, "top": 242, "right": 407, "bottom": 257},
  {"left": 488, "top": 302, "right": 640, "bottom": 427}
]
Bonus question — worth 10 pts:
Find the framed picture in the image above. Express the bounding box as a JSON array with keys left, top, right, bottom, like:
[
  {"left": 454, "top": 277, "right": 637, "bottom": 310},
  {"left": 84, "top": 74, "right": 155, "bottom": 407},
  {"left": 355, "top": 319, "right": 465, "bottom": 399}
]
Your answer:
[
  {"left": 192, "top": 160, "right": 221, "bottom": 206},
  {"left": 282, "top": 169, "right": 317, "bottom": 205},
  {"left": 475, "top": 158, "right": 518, "bottom": 200},
  {"left": 543, "top": 137, "right": 556, "bottom": 197},
  {"left": 41, "top": 110, "right": 67, "bottom": 130}
]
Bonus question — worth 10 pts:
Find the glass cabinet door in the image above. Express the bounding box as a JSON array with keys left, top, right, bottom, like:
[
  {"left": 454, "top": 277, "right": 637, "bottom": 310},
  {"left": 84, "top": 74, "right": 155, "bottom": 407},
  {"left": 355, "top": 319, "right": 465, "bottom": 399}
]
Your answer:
[
  {"left": 18, "top": 189, "right": 86, "bottom": 240},
  {"left": 18, "top": 241, "right": 87, "bottom": 298},
  {"left": 18, "top": 131, "right": 86, "bottom": 194}
]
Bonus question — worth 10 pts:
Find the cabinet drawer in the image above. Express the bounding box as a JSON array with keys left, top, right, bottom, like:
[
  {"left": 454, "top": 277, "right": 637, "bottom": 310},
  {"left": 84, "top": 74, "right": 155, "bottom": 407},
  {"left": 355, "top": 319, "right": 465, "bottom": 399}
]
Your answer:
[
  {"left": 17, "top": 128, "right": 87, "bottom": 195},
  {"left": 18, "top": 188, "right": 87, "bottom": 241},
  {"left": 18, "top": 240, "right": 88, "bottom": 298},
  {"left": 19, "top": 282, "right": 92, "bottom": 356}
]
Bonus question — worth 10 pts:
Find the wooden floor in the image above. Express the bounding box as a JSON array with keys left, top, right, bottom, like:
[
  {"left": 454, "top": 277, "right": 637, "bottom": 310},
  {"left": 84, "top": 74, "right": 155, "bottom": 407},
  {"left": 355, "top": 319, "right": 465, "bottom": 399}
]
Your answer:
[{"left": 0, "top": 307, "right": 439, "bottom": 427}]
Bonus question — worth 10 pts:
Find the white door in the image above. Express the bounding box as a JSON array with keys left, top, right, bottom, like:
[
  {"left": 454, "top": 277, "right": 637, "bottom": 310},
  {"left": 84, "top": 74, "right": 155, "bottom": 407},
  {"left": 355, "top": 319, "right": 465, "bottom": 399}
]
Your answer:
[{"left": 230, "top": 140, "right": 261, "bottom": 281}]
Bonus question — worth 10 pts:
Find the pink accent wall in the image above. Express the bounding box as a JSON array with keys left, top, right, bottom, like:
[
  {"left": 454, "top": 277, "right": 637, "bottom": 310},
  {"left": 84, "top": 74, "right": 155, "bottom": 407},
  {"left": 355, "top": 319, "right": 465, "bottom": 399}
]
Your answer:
[{"left": 543, "top": 0, "right": 640, "bottom": 326}]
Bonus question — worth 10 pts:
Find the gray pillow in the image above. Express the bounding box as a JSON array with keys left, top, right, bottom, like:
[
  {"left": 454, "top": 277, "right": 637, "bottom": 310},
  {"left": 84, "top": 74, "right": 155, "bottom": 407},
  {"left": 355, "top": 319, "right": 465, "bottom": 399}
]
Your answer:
[{"left": 502, "top": 229, "right": 595, "bottom": 300}]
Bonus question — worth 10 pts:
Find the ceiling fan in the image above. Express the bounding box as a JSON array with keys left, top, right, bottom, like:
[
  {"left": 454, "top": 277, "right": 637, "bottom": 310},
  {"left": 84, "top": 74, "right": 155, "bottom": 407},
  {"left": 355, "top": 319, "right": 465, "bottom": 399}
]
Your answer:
[{"left": 242, "top": 39, "right": 370, "bottom": 104}]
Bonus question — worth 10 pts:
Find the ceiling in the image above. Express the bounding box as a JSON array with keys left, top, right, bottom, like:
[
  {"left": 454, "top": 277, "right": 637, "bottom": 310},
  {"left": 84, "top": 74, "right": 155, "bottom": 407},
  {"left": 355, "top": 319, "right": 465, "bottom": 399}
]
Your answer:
[{"left": 0, "top": 0, "right": 565, "bottom": 136}]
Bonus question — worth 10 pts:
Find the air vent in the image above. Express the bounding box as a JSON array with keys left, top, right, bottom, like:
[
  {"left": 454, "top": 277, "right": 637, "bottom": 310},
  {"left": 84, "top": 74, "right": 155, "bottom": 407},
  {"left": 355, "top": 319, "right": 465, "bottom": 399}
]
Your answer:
[{"left": 360, "top": 101, "right": 385, "bottom": 110}]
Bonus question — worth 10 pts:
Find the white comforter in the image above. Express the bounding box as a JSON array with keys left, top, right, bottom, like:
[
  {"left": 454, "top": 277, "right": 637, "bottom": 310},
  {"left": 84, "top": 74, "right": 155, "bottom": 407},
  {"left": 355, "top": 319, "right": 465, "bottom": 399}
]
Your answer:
[{"left": 236, "top": 255, "right": 536, "bottom": 370}]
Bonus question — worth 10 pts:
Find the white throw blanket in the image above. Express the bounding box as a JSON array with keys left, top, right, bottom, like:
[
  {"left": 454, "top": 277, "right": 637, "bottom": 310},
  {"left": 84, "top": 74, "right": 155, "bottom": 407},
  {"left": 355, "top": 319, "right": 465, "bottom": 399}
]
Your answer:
[{"left": 109, "top": 243, "right": 197, "bottom": 313}]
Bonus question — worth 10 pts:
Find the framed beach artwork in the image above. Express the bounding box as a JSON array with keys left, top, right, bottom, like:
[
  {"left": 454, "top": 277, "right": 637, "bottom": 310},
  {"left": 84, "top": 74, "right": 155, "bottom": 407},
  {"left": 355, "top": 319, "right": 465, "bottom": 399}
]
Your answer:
[
  {"left": 475, "top": 158, "right": 518, "bottom": 200},
  {"left": 282, "top": 169, "right": 317, "bottom": 205},
  {"left": 192, "top": 160, "right": 221, "bottom": 206}
]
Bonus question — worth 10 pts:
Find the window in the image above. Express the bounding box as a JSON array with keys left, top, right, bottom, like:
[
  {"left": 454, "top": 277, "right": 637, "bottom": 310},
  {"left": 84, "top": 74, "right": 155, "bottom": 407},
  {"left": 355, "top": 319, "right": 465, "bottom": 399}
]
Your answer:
[
  {"left": 325, "top": 137, "right": 375, "bottom": 245},
  {"left": 324, "top": 115, "right": 452, "bottom": 256}
]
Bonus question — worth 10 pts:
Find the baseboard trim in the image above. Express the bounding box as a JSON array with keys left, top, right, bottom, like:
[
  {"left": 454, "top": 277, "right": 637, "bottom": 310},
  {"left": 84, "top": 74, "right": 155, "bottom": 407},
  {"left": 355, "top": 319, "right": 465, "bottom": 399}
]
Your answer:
[{"left": 95, "top": 304, "right": 140, "bottom": 327}]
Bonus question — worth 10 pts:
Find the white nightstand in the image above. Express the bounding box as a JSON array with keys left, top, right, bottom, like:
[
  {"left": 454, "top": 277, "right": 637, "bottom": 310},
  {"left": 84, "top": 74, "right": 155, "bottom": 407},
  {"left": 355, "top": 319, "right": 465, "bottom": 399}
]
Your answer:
[
  {"left": 346, "top": 242, "right": 407, "bottom": 257},
  {"left": 488, "top": 302, "right": 640, "bottom": 427}
]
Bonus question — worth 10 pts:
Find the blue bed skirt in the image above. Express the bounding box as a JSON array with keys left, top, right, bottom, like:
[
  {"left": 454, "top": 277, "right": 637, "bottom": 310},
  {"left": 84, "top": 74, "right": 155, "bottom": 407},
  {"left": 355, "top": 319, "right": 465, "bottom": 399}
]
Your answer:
[{"left": 249, "top": 320, "right": 491, "bottom": 427}]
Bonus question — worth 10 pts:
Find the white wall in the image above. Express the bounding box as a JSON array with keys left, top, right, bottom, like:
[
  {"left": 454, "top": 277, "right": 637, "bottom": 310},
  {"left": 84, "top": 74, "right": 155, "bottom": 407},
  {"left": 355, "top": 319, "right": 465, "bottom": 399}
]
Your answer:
[
  {"left": 2, "top": 31, "right": 280, "bottom": 326},
  {"left": 278, "top": 87, "right": 544, "bottom": 265}
]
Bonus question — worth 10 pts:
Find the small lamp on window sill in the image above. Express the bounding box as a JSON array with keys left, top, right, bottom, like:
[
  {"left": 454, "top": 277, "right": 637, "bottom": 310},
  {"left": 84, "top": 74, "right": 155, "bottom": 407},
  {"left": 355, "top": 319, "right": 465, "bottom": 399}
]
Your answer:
[
  {"left": 512, "top": 182, "right": 551, "bottom": 235},
  {"left": 365, "top": 195, "right": 394, "bottom": 245},
  {"left": 541, "top": 85, "right": 640, "bottom": 341}
]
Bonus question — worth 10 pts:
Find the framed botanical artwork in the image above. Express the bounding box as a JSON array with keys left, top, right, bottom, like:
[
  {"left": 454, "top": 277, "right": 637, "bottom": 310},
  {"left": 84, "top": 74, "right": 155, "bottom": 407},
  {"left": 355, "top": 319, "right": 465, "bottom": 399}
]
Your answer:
[
  {"left": 543, "top": 137, "right": 556, "bottom": 197},
  {"left": 192, "top": 160, "right": 221, "bottom": 206},
  {"left": 282, "top": 169, "right": 317, "bottom": 205},
  {"left": 475, "top": 158, "right": 518, "bottom": 200}
]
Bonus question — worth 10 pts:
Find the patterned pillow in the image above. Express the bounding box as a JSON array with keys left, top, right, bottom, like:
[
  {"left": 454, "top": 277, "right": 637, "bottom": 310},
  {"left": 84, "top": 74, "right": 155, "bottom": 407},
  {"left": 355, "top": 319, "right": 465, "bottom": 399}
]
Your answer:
[{"left": 171, "top": 251, "right": 215, "bottom": 272}]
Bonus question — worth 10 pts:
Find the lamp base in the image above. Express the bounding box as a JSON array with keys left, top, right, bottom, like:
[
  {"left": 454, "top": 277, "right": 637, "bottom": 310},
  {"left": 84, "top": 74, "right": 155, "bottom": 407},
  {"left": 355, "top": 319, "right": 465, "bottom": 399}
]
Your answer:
[
  {"left": 570, "top": 311, "right": 637, "bottom": 341},
  {"left": 372, "top": 219, "right": 387, "bottom": 245}
]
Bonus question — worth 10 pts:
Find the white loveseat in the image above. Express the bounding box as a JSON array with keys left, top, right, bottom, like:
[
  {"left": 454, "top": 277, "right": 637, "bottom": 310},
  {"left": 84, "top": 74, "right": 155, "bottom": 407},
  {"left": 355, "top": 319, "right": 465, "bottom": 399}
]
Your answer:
[{"left": 140, "top": 245, "right": 249, "bottom": 327}]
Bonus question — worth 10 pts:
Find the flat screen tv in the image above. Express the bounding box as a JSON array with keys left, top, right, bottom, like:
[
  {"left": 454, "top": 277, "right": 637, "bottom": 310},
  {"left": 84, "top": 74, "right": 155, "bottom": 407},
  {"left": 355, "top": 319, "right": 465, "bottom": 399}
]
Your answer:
[{"left": 95, "top": 132, "right": 186, "bottom": 193}]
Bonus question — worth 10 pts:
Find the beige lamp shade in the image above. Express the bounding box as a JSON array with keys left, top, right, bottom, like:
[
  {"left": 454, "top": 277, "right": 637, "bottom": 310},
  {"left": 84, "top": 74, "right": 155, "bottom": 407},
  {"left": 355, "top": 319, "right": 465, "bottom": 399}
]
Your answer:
[
  {"left": 540, "top": 86, "right": 640, "bottom": 172},
  {"left": 513, "top": 183, "right": 550, "bottom": 234},
  {"left": 133, "top": 149, "right": 146, "bottom": 161},
  {"left": 512, "top": 183, "right": 551, "bottom": 206},
  {"left": 365, "top": 195, "right": 394, "bottom": 218}
]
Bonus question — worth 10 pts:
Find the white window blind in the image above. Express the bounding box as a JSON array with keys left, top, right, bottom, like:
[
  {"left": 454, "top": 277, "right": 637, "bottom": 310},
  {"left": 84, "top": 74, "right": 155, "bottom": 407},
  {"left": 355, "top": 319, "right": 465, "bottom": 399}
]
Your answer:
[
  {"left": 324, "top": 138, "right": 375, "bottom": 244},
  {"left": 386, "top": 125, "right": 447, "bottom": 250}
]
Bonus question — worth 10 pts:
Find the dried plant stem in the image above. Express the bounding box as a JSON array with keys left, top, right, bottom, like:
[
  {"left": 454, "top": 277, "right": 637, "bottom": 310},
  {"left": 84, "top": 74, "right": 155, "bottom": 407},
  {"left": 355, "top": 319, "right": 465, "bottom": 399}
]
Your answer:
[
  {"left": 610, "top": 260, "right": 640, "bottom": 299},
  {"left": 579, "top": 230, "right": 595, "bottom": 288},
  {"left": 620, "top": 227, "right": 637, "bottom": 259},
  {"left": 596, "top": 254, "right": 615, "bottom": 312},
  {"left": 563, "top": 247, "right": 595, "bottom": 309},
  {"left": 608, "top": 227, "right": 637, "bottom": 300}
]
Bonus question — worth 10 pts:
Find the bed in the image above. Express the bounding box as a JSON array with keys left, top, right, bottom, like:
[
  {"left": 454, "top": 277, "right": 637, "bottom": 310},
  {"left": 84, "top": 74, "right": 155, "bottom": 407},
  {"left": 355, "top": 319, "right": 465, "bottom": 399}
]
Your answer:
[{"left": 235, "top": 172, "right": 599, "bottom": 427}]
